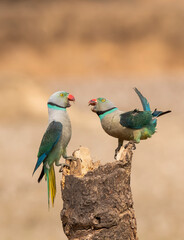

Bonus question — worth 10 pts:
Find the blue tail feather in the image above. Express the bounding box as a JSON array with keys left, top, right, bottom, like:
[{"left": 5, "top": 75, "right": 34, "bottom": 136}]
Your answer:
[
  {"left": 32, "top": 153, "right": 46, "bottom": 175},
  {"left": 134, "top": 88, "right": 151, "bottom": 111},
  {"left": 152, "top": 109, "right": 171, "bottom": 118}
]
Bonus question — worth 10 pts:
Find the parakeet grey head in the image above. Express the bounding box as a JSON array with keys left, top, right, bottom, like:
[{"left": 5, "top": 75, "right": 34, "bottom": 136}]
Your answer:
[
  {"left": 88, "top": 97, "right": 116, "bottom": 113},
  {"left": 47, "top": 91, "right": 75, "bottom": 109}
]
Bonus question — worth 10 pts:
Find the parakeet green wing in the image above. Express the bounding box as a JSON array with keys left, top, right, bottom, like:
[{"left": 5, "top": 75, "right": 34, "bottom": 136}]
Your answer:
[
  {"left": 120, "top": 110, "right": 152, "bottom": 129},
  {"left": 33, "top": 121, "right": 62, "bottom": 174}
]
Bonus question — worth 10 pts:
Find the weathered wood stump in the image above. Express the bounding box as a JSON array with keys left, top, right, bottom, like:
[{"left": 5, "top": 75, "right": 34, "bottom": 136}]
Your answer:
[{"left": 61, "top": 145, "right": 138, "bottom": 240}]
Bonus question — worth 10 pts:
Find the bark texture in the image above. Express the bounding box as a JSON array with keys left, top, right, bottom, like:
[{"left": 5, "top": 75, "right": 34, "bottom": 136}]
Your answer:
[{"left": 61, "top": 145, "right": 138, "bottom": 240}]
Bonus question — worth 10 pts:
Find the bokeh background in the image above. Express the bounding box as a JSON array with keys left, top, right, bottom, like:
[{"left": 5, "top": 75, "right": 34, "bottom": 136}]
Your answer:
[{"left": 0, "top": 0, "right": 184, "bottom": 239}]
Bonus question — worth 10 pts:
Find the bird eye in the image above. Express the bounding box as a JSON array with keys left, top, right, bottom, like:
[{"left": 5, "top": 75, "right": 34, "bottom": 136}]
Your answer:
[
  {"left": 60, "top": 93, "right": 64, "bottom": 97},
  {"left": 101, "top": 98, "right": 106, "bottom": 102}
]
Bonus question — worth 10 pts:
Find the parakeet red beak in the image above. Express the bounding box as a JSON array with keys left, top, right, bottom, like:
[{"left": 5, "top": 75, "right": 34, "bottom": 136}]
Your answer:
[
  {"left": 68, "top": 94, "right": 75, "bottom": 102},
  {"left": 88, "top": 99, "right": 97, "bottom": 106},
  {"left": 88, "top": 99, "right": 97, "bottom": 112}
]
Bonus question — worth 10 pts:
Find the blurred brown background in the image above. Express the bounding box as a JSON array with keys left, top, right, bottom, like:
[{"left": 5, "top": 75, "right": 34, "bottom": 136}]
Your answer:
[{"left": 0, "top": 0, "right": 184, "bottom": 239}]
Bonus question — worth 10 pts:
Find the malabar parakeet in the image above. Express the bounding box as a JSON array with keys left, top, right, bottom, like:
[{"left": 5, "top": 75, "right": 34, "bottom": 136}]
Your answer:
[
  {"left": 33, "top": 91, "right": 75, "bottom": 207},
  {"left": 89, "top": 88, "right": 171, "bottom": 159}
]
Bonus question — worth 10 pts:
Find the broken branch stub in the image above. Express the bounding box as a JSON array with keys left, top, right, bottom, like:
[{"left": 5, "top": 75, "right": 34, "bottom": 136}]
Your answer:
[{"left": 61, "top": 146, "right": 138, "bottom": 240}]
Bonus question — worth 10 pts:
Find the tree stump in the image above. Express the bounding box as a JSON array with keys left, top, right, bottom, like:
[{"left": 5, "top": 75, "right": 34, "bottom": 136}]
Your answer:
[{"left": 61, "top": 145, "right": 138, "bottom": 240}]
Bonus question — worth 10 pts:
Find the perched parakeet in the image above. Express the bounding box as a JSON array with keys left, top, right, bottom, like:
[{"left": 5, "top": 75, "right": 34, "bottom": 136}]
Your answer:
[
  {"left": 89, "top": 88, "right": 171, "bottom": 159},
  {"left": 33, "top": 91, "right": 75, "bottom": 207}
]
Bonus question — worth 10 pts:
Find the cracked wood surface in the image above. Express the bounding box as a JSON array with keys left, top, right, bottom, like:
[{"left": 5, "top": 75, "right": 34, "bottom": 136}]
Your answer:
[{"left": 61, "top": 145, "right": 138, "bottom": 240}]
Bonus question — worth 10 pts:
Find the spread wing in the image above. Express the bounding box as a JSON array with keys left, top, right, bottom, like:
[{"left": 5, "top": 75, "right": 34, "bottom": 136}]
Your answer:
[
  {"left": 33, "top": 121, "right": 62, "bottom": 175},
  {"left": 120, "top": 109, "right": 152, "bottom": 129}
]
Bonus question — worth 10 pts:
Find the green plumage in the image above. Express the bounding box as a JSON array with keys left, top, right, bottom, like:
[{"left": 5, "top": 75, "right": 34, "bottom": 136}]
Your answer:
[
  {"left": 120, "top": 110, "right": 153, "bottom": 129},
  {"left": 38, "top": 121, "right": 62, "bottom": 158},
  {"left": 34, "top": 121, "right": 63, "bottom": 207}
]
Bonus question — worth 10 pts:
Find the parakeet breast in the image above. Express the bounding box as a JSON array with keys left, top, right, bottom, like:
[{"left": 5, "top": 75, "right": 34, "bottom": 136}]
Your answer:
[
  {"left": 100, "top": 110, "right": 135, "bottom": 140},
  {"left": 60, "top": 113, "right": 72, "bottom": 149},
  {"left": 47, "top": 111, "right": 71, "bottom": 165}
]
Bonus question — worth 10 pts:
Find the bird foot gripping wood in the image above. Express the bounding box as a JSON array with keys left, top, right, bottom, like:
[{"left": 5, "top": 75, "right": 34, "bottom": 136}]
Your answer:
[
  {"left": 59, "top": 163, "right": 70, "bottom": 173},
  {"left": 59, "top": 156, "right": 79, "bottom": 172},
  {"left": 116, "top": 142, "right": 135, "bottom": 162},
  {"left": 124, "top": 141, "right": 136, "bottom": 150}
]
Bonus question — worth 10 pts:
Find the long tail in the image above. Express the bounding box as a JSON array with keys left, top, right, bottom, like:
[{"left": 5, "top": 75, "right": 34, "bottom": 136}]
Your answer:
[
  {"left": 38, "top": 166, "right": 44, "bottom": 183},
  {"left": 152, "top": 109, "right": 171, "bottom": 118},
  {"left": 134, "top": 88, "right": 171, "bottom": 117},
  {"left": 45, "top": 165, "right": 56, "bottom": 208},
  {"left": 134, "top": 87, "right": 151, "bottom": 111}
]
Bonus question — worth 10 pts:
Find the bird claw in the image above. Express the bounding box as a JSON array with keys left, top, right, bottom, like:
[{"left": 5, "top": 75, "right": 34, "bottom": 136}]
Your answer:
[
  {"left": 124, "top": 141, "right": 136, "bottom": 150},
  {"left": 114, "top": 148, "right": 120, "bottom": 160},
  {"left": 114, "top": 152, "right": 118, "bottom": 160},
  {"left": 64, "top": 156, "right": 77, "bottom": 161},
  {"left": 59, "top": 163, "right": 70, "bottom": 173}
]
